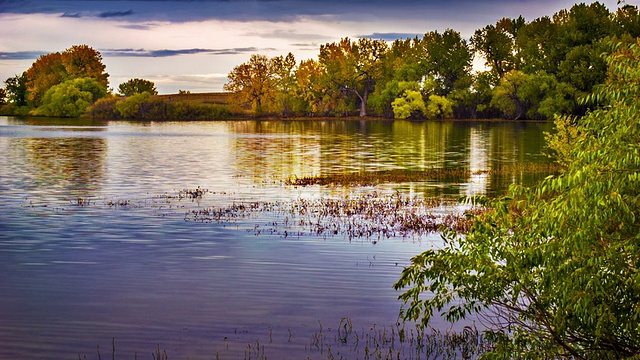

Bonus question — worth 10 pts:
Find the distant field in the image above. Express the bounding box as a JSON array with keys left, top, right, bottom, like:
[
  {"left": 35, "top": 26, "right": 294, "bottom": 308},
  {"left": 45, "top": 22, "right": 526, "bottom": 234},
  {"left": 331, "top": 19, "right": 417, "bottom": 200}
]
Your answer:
[{"left": 156, "top": 92, "right": 231, "bottom": 106}]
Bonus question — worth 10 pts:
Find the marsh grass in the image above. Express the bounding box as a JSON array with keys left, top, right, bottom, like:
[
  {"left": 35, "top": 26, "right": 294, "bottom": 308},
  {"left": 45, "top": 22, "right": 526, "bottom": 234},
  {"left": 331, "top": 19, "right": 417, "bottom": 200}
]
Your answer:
[
  {"left": 285, "top": 163, "right": 562, "bottom": 187},
  {"left": 85, "top": 319, "right": 493, "bottom": 359}
]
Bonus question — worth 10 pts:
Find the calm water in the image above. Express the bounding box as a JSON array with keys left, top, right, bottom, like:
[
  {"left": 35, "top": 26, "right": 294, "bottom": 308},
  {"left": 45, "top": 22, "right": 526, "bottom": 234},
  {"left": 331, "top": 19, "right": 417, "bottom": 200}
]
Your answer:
[{"left": 0, "top": 117, "right": 552, "bottom": 359}]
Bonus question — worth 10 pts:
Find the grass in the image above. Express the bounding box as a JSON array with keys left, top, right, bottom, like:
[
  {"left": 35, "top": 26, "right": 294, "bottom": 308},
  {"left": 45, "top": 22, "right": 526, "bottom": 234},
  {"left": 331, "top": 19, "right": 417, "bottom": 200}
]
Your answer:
[
  {"left": 156, "top": 92, "right": 231, "bottom": 106},
  {"left": 285, "top": 163, "right": 563, "bottom": 187},
  {"left": 83, "top": 319, "right": 494, "bottom": 359}
]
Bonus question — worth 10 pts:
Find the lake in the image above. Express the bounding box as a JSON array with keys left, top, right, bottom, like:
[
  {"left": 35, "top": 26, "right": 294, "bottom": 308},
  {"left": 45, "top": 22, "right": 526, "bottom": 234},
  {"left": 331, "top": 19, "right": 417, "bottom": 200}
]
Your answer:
[{"left": 0, "top": 117, "right": 553, "bottom": 359}]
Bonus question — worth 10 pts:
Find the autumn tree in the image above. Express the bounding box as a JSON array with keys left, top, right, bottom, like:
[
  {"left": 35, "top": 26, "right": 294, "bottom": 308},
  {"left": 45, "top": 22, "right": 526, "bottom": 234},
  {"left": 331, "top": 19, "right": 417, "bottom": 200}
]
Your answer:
[
  {"left": 395, "top": 40, "right": 640, "bottom": 358},
  {"left": 24, "top": 52, "right": 67, "bottom": 107},
  {"left": 319, "top": 37, "right": 388, "bottom": 117},
  {"left": 224, "top": 54, "right": 276, "bottom": 115},
  {"left": 293, "top": 58, "right": 327, "bottom": 115},
  {"left": 118, "top": 78, "right": 158, "bottom": 97},
  {"left": 270, "top": 52, "right": 297, "bottom": 116},
  {"left": 24, "top": 45, "right": 109, "bottom": 108}
]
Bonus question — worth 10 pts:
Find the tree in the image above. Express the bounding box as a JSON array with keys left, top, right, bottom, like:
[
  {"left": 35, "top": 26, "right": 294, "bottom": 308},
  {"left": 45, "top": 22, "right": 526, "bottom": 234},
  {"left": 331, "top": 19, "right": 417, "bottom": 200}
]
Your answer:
[
  {"left": 4, "top": 73, "right": 27, "bottom": 106},
  {"left": 37, "top": 77, "right": 107, "bottom": 117},
  {"left": 118, "top": 78, "right": 158, "bottom": 97},
  {"left": 270, "top": 52, "right": 297, "bottom": 116},
  {"left": 224, "top": 54, "right": 275, "bottom": 115},
  {"left": 61, "top": 45, "right": 109, "bottom": 88},
  {"left": 319, "top": 37, "right": 388, "bottom": 117},
  {"left": 421, "top": 29, "right": 473, "bottom": 96},
  {"left": 395, "top": 40, "right": 640, "bottom": 359},
  {"left": 24, "top": 52, "right": 67, "bottom": 107},
  {"left": 24, "top": 45, "right": 109, "bottom": 107},
  {"left": 471, "top": 17, "right": 525, "bottom": 78},
  {"left": 0, "top": 88, "right": 6, "bottom": 105}
]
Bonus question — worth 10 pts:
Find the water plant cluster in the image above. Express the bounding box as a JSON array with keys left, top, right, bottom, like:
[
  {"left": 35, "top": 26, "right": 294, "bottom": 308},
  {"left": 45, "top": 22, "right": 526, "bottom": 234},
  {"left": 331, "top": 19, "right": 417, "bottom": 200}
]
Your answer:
[{"left": 184, "top": 191, "right": 482, "bottom": 241}]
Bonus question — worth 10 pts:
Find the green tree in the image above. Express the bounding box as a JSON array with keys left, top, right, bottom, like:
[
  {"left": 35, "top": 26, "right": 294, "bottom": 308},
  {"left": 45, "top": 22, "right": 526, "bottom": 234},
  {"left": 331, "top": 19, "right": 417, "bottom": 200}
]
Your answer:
[
  {"left": 395, "top": 40, "right": 640, "bottom": 359},
  {"left": 421, "top": 29, "right": 473, "bottom": 96},
  {"left": 319, "top": 37, "right": 388, "bottom": 117},
  {"left": 115, "top": 92, "right": 153, "bottom": 119},
  {"left": 4, "top": 73, "right": 27, "bottom": 106},
  {"left": 391, "top": 82, "right": 425, "bottom": 119},
  {"left": 37, "top": 77, "right": 107, "bottom": 117},
  {"left": 118, "top": 78, "right": 158, "bottom": 97},
  {"left": 471, "top": 17, "right": 525, "bottom": 78}
]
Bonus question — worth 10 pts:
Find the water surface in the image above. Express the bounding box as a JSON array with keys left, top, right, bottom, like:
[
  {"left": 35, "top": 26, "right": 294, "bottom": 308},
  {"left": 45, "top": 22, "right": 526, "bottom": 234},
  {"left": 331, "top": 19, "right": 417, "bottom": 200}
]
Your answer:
[{"left": 0, "top": 117, "right": 553, "bottom": 358}]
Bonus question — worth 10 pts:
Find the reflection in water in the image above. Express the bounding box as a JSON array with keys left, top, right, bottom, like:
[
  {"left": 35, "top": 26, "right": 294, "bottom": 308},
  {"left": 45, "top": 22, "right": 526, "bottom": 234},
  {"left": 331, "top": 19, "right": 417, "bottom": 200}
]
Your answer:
[
  {"left": 226, "top": 120, "right": 551, "bottom": 196},
  {"left": 15, "top": 137, "right": 106, "bottom": 195}
]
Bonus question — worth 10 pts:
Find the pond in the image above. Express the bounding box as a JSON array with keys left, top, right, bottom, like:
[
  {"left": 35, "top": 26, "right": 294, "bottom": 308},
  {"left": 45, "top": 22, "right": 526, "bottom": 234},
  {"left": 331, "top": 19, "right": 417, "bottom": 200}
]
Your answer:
[{"left": 0, "top": 117, "right": 553, "bottom": 359}]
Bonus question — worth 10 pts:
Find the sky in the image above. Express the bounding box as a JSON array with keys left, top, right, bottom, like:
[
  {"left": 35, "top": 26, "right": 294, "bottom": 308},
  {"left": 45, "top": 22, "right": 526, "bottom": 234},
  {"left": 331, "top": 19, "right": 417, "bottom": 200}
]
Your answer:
[{"left": 0, "top": 0, "right": 623, "bottom": 94}]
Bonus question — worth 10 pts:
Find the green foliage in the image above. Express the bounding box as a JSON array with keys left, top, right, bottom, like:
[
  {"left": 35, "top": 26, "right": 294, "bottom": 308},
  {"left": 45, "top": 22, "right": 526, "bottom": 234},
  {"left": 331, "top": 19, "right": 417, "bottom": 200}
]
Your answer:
[
  {"left": 88, "top": 93, "right": 231, "bottom": 120},
  {"left": 425, "top": 95, "right": 454, "bottom": 119},
  {"left": 118, "top": 78, "right": 158, "bottom": 96},
  {"left": 392, "top": 89, "right": 425, "bottom": 119},
  {"left": 4, "top": 73, "right": 28, "bottom": 106},
  {"left": 37, "top": 77, "right": 107, "bottom": 117},
  {"left": 395, "top": 40, "right": 640, "bottom": 359}
]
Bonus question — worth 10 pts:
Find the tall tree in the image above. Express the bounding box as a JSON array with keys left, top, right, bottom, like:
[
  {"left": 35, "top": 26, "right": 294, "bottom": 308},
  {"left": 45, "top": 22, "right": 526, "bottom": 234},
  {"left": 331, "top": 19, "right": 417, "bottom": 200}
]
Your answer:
[
  {"left": 270, "top": 52, "right": 297, "bottom": 117},
  {"left": 61, "top": 45, "right": 109, "bottom": 88},
  {"left": 24, "top": 52, "right": 67, "bottom": 107},
  {"left": 421, "top": 29, "right": 473, "bottom": 96},
  {"left": 471, "top": 17, "right": 525, "bottom": 78},
  {"left": 224, "top": 54, "right": 275, "bottom": 115},
  {"left": 319, "top": 37, "right": 388, "bottom": 117},
  {"left": 4, "top": 73, "right": 28, "bottom": 106}
]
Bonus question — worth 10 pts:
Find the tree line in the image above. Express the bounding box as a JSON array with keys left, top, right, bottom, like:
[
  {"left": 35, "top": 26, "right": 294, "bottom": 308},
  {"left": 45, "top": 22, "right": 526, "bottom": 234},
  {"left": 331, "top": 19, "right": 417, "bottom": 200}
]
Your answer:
[
  {"left": 1, "top": 1, "right": 638, "bottom": 120},
  {"left": 224, "top": 2, "right": 640, "bottom": 119},
  {"left": 0, "top": 44, "right": 233, "bottom": 120}
]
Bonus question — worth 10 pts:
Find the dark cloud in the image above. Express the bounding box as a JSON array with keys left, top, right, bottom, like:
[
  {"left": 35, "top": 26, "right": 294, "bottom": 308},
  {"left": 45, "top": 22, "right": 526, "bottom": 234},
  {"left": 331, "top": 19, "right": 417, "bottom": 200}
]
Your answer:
[
  {"left": 101, "top": 47, "right": 268, "bottom": 57},
  {"left": 98, "top": 10, "right": 134, "bottom": 18},
  {"left": 358, "top": 32, "right": 424, "bottom": 41},
  {"left": 0, "top": 51, "right": 46, "bottom": 60},
  {"left": 61, "top": 12, "right": 81, "bottom": 18}
]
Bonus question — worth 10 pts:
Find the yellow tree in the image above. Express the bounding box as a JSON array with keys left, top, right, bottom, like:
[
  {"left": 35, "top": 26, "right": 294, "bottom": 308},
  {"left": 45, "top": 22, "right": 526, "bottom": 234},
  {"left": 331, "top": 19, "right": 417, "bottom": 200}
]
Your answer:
[
  {"left": 24, "top": 52, "right": 66, "bottom": 107},
  {"left": 224, "top": 54, "right": 275, "bottom": 115},
  {"left": 294, "top": 59, "right": 327, "bottom": 115},
  {"left": 61, "top": 45, "right": 109, "bottom": 88},
  {"left": 270, "top": 52, "right": 297, "bottom": 116}
]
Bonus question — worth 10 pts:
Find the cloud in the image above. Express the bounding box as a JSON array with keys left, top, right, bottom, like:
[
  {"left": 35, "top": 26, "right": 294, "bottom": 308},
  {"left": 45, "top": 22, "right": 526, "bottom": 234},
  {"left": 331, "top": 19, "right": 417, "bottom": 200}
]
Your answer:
[
  {"left": 0, "top": 51, "right": 46, "bottom": 60},
  {"left": 357, "top": 32, "right": 424, "bottom": 41},
  {"left": 61, "top": 12, "right": 81, "bottom": 18},
  {"left": 98, "top": 10, "right": 134, "bottom": 18},
  {"left": 245, "top": 29, "right": 332, "bottom": 42},
  {"left": 101, "top": 47, "right": 270, "bottom": 57}
]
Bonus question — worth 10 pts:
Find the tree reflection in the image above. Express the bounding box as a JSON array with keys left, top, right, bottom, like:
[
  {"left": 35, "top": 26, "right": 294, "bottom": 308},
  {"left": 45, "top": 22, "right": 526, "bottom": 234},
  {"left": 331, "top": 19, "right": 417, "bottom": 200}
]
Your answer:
[{"left": 19, "top": 136, "right": 106, "bottom": 195}]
